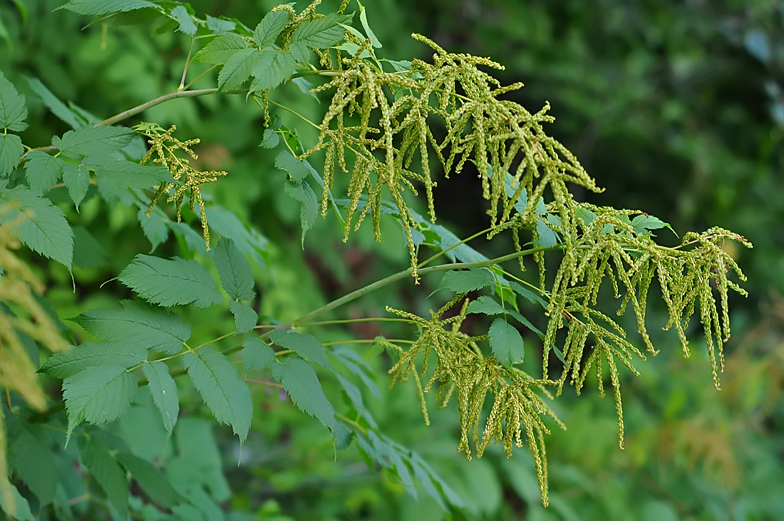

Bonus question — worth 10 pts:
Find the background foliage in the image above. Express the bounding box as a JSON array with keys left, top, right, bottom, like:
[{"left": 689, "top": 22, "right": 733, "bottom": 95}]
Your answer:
[{"left": 0, "top": 0, "right": 782, "bottom": 520}]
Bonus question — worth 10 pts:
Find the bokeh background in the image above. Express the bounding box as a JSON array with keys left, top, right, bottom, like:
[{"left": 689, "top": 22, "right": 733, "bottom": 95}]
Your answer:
[{"left": 2, "top": 0, "right": 783, "bottom": 519}]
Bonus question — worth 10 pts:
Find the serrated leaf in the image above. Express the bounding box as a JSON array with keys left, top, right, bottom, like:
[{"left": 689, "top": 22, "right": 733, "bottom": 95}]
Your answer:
[
  {"left": 26, "top": 77, "right": 84, "bottom": 129},
  {"left": 193, "top": 33, "right": 247, "bottom": 64},
  {"left": 206, "top": 15, "right": 235, "bottom": 34},
  {"left": 205, "top": 206, "right": 269, "bottom": 268},
  {"left": 63, "top": 365, "right": 138, "bottom": 444},
  {"left": 466, "top": 296, "right": 543, "bottom": 338},
  {"left": 534, "top": 216, "right": 559, "bottom": 248},
  {"left": 87, "top": 156, "right": 173, "bottom": 188},
  {"left": 184, "top": 346, "right": 253, "bottom": 441},
  {"left": 250, "top": 51, "right": 296, "bottom": 93},
  {"left": 274, "top": 150, "right": 311, "bottom": 181},
  {"left": 171, "top": 5, "right": 196, "bottom": 35},
  {"left": 0, "top": 185, "right": 73, "bottom": 268},
  {"left": 0, "top": 70, "right": 28, "bottom": 131},
  {"left": 214, "top": 237, "right": 255, "bottom": 301},
  {"left": 72, "top": 300, "right": 190, "bottom": 355},
  {"left": 259, "top": 129, "right": 280, "bottom": 149},
  {"left": 284, "top": 179, "right": 318, "bottom": 248},
  {"left": 39, "top": 341, "right": 147, "bottom": 380},
  {"left": 115, "top": 452, "right": 183, "bottom": 508},
  {"left": 58, "top": 0, "right": 157, "bottom": 15},
  {"left": 631, "top": 213, "right": 677, "bottom": 237},
  {"left": 253, "top": 11, "right": 289, "bottom": 48},
  {"left": 488, "top": 318, "right": 525, "bottom": 367},
  {"left": 78, "top": 436, "right": 129, "bottom": 519},
  {"left": 141, "top": 361, "right": 179, "bottom": 436},
  {"left": 358, "top": 2, "right": 381, "bottom": 48},
  {"left": 229, "top": 301, "right": 257, "bottom": 334},
  {"left": 0, "top": 133, "right": 24, "bottom": 177},
  {"left": 290, "top": 13, "right": 353, "bottom": 50},
  {"left": 138, "top": 207, "right": 170, "bottom": 251},
  {"left": 241, "top": 336, "right": 274, "bottom": 372},
  {"left": 271, "top": 357, "right": 335, "bottom": 431},
  {"left": 437, "top": 268, "right": 495, "bottom": 294},
  {"left": 52, "top": 126, "right": 134, "bottom": 159},
  {"left": 428, "top": 223, "right": 488, "bottom": 263},
  {"left": 72, "top": 226, "right": 110, "bottom": 269},
  {"left": 23, "top": 150, "right": 64, "bottom": 195},
  {"left": 331, "top": 346, "right": 381, "bottom": 399},
  {"left": 509, "top": 280, "right": 548, "bottom": 308},
  {"left": 217, "top": 48, "right": 260, "bottom": 92},
  {"left": 62, "top": 164, "right": 90, "bottom": 210},
  {"left": 270, "top": 329, "right": 331, "bottom": 369},
  {"left": 8, "top": 418, "right": 57, "bottom": 504},
  {"left": 335, "top": 372, "right": 377, "bottom": 429},
  {"left": 119, "top": 254, "right": 223, "bottom": 308}
]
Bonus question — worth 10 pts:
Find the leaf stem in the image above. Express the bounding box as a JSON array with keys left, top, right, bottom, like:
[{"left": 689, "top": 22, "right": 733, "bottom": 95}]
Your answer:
[{"left": 96, "top": 88, "right": 226, "bottom": 127}]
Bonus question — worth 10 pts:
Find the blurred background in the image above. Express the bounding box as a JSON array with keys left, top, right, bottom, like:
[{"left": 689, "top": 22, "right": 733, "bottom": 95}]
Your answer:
[{"left": 1, "top": 0, "right": 783, "bottom": 519}]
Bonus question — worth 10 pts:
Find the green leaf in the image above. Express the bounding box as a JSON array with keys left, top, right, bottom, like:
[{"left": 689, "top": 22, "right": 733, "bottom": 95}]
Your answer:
[
  {"left": 427, "top": 223, "right": 488, "bottom": 263},
  {"left": 23, "top": 150, "right": 64, "bottom": 195},
  {"left": 138, "top": 207, "right": 170, "bottom": 251},
  {"left": 213, "top": 237, "right": 255, "bottom": 301},
  {"left": 509, "top": 280, "right": 548, "bottom": 308},
  {"left": 72, "top": 300, "right": 190, "bottom": 355},
  {"left": 0, "top": 185, "right": 74, "bottom": 268},
  {"left": 141, "top": 361, "right": 179, "bottom": 436},
  {"left": 250, "top": 51, "right": 297, "bottom": 93},
  {"left": 62, "top": 164, "right": 90, "bottom": 210},
  {"left": 270, "top": 329, "right": 331, "bottom": 369},
  {"left": 78, "top": 436, "right": 129, "bottom": 519},
  {"left": 91, "top": 158, "right": 173, "bottom": 204},
  {"left": 358, "top": 1, "right": 381, "bottom": 48},
  {"left": 466, "top": 296, "right": 544, "bottom": 339},
  {"left": 63, "top": 365, "right": 138, "bottom": 444},
  {"left": 72, "top": 226, "right": 110, "bottom": 269},
  {"left": 270, "top": 357, "right": 335, "bottom": 431},
  {"left": 253, "top": 11, "right": 290, "bottom": 48},
  {"left": 274, "top": 150, "right": 312, "bottom": 182},
  {"left": 26, "top": 77, "right": 84, "bottom": 129},
  {"left": 115, "top": 452, "right": 183, "bottom": 508},
  {"left": 534, "top": 216, "right": 559, "bottom": 248},
  {"left": 488, "top": 318, "right": 525, "bottom": 367},
  {"left": 437, "top": 268, "right": 495, "bottom": 294},
  {"left": 0, "top": 70, "right": 28, "bottom": 131},
  {"left": 205, "top": 206, "right": 269, "bottom": 268},
  {"left": 290, "top": 13, "right": 353, "bottom": 50},
  {"left": 8, "top": 418, "right": 58, "bottom": 504},
  {"left": 58, "top": 0, "right": 158, "bottom": 16},
  {"left": 335, "top": 372, "right": 377, "bottom": 429},
  {"left": 217, "top": 48, "right": 260, "bottom": 92},
  {"left": 39, "top": 341, "right": 147, "bottom": 380},
  {"left": 171, "top": 5, "right": 196, "bottom": 35},
  {"left": 632, "top": 213, "right": 677, "bottom": 237},
  {"left": 0, "top": 133, "right": 23, "bottom": 177},
  {"left": 183, "top": 346, "right": 253, "bottom": 441},
  {"left": 241, "top": 336, "right": 274, "bottom": 372},
  {"left": 284, "top": 179, "right": 318, "bottom": 248},
  {"left": 52, "top": 126, "right": 135, "bottom": 159},
  {"left": 206, "top": 15, "right": 235, "bottom": 35},
  {"left": 259, "top": 129, "right": 280, "bottom": 149},
  {"left": 0, "top": 482, "right": 35, "bottom": 521},
  {"left": 229, "top": 301, "right": 257, "bottom": 334},
  {"left": 193, "top": 33, "right": 247, "bottom": 65},
  {"left": 119, "top": 254, "right": 223, "bottom": 308}
]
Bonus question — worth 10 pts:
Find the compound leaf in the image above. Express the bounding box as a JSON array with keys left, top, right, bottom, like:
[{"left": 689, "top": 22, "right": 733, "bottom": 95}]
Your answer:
[
  {"left": 141, "top": 361, "right": 179, "bottom": 436},
  {"left": 241, "top": 336, "right": 274, "bottom": 372},
  {"left": 61, "top": 164, "right": 90, "bottom": 210},
  {"left": 39, "top": 341, "right": 147, "bottom": 380},
  {"left": 270, "top": 329, "right": 331, "bottom": 369},
  {"left": 271, "top": 357, "right": 335, "bottom": 431},
  {"left": 78, "top": 436, "right": 129, "bottom": 519},
  {"left": 253, "top": 10, "right": 289, "bottom": 48},
  {"left": 213, "top": 237, "right": 255, "bottom": 301},
  {"left": 183, "top": 346, "right": 252, "bottom": 442},
  {"left": 0, "top": 70, "right": 28, "bottom": 131},
  {"left": 193, "top": 33, "right": 247, "bottom": 65},
  {"left": 437, "top": 268, "right": 494, "bottom": 294},
  {"left": 119, "top": 254, "right": 223, "bottom": 308},
  {"left": 52, "top": 126, "right": 134, "bottom": 159},
  {"left": 23, "top": 150, "right": 64, "bottom": 195},
  {"left": 115, "top": 452, "right": 183, "bottom": 508},
  {"left": 488, "top": 318, "right": 525, "bottom": 367},
  {"left": 0, "top": 134, "right": 23, "bottom": 177},
  {"left": 229, "top": 300, "right": 257, "bottom": 334}
]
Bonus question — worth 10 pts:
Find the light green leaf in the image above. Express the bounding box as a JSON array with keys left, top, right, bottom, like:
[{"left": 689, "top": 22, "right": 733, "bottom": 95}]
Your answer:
[
  {"left": 253, "top": 11, "right": 290, "bottom": 48},
  {"left": 184, "top": 346, "right": 253, "bottom": 441},
  {"left": 8, "top": 417, "right": 58, "bottom": 504},
  {"left": 437, "top": 268, "right": 495, "bottom": 294},
  {"left": 271, "top": 357, "right": 335, "bottom": 431},
  {"left": 39, "top": 341, "right": 147, "bottom": 380},
  {"left": 58, "top": 0, "right": 158, "bottom": 16},
  {"left": 0, "top": 482, "right": 35, "bottom": 521},
  {"left": 576, "top": 207, "right": 597, "bottom": 226},
  {"left": 52, "top": 126, "right": 135, "bottom": 159},
  {"left": 466, "top": 296, "right": 543, "bottom": 339},
  {"left": 213, "top": 237, "right": 255, "bottom": 301},
  {"left": 250, "top": 51, "right": 297, "bottom": 93},
  {"left": 284, "top": 179, "right": 318, "bottom": 248},
  {"left": 171, "top": 5, "right": 196, "bottom": 35},
  {"left": 115, "top": 452, "right": 183, "bottom": 508},
  {"left": 428, "top": 223, "right": 488, "bottom": 263},
  {"left": 63, "top": 365, "right": 138, "bottom": 444},
  {"left": 290, "top": 13, "right": 353, "bottom": 50},
  {"left": 358, "top": 1, "right": 381, "bottom": 48},
  {"left": 62, "top": 164, "right": 90, "bottom": 210},
  {"left": 0, "top": 134, "right": 24, "bottom": 177},
  {"left": 118, "top": 254, "right": 223, "bottom": 308},
  {"left": 270, "top": 329, "right": 331, "bottom": 369},
  {"left": 78, "top": 436, "right": 129, "bottom": 519},
  {"left": 229, "top": 301, "right": 257, "bottom": 334},
  {"left": 259, "top": 129, "right": 280, "bottom": 149},
  {"left": 488, "top": 318, "right": 525, "bottom": 367},
  {"left": 632, "top": 213, "right": 677, "bottom": 237},
  {"left": 86, "top": 156, "right": 174, "bottom": 189},
  {"left": 141, "top": 361, "right": 179, "bottom": 436},
  {"left": 23, "top": 150, "right": 64, "bottom": 195},
  {"left": 534, "top": 216, "right": 559, "bottom": 248},
  {"left": 509, "top": 281, "right": 548, "bottom": 308},
  {"left": 138, "top": 207, "right": 170, "bottom": 251},
  {"left": 0, "top": 70, "right": 28, "bottom": 131},
  {"left": 72, "top": 300, "right": 190, "bottom": 355},
  {"left": 241, "top": 336, "right": 274, "bottom": 372},
  {"left": 72, "top": 226, "right": 110, "bottom": 269},
  {"left": 26, "top": 77, "right": 84, "bottom": 129},
  {"left": 335, "top": 372, "right": 377, "bottom": 429},
  {"left": 275, "top": 150, "right": 312, "bottom": 182},
  {"left": 0, "top": 185, "right": 73, "bottom": 268},
  {"left": 206, "top": 15, "right": 235, "bottom": 35},
  {"left": 193, "top": 33, "right": 247, "bottom": 65},
  {"left": 217, "top": 48, "right": 260, "bottom": 92}
]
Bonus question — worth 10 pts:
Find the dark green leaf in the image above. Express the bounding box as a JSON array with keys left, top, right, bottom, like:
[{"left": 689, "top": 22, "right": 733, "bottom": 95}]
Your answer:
[
  {"left": 72, "top": 226, "right": 110, "bottom": 269},
  {"left": 205, "top": 206, "right": 269, "bottom": 268},
  {"left": 78, "top": 437, "right": 129, "bottom": 519},
  {"left": 284, "top": 179, "right": 318, "bottom": 247},
  {"left": 184, "top": 346, "right": 253, "bottom": 441},
  {"left": 138, "top": 207, "right": 170, "bottom": 251},
  {"left": 509, "top": 280, "right": 548, "bottom": 308},
  {"left": 271, "top": 357, "right": 335, "bottom": 431},
  {"left": 466, "top": 295, "right": 543, "bottom": 338},
  {"left": 0, "top": 185, "right": 73, "bottom": 268},
  {"left": 52, "top": 126, "right": 135, "bottom": 159},
  {"left": 632, "top": 213, "right": 677, "bottom": 237},
  {"left": 241, "top": 336, "right": 274, "bottom": 372},
  {"left": 0, "top": 70, "right": 28, "bottom": 131},
  {"left": 437, "top": 268, "right": 495, "bottom": 294},
  {"left": 250, "top": 51, "right": 297, "bottom": 93},
  {"left": 87, "top": 156, "right": 173, "bottom": 190},
  {"left": 270, "top": 329, "right": 331, "bottom": 369},
  {"left": 23, "top": 150, "right": 64, "bottom": 195},
  {"left": 62, "top": 164, "right": 90, "bottom": 210},
  {"left": 488, "top": 318, "right": 525, "bottom": 367},
  {"left": 290, "top": 13, "right": 353, "bottom": 50},
  {"left": 428, "top": 223, "right": 488, "bottom": 263},
  {"left": 171, "top": 5, "right": 196, "bottom": 35},
  {"left": 229, "top": 301, "right": 257, "bottom": 334},
  {"left": 193, "top": 33, "right": 247, "bottom": 64},
  {"left": 0, "top": 482, "right": 35, "bottom": 521},
  {"left": 115, "top": 452, "right": 183, "bottom": 508},
  {"left": 39, "top": 341, "right": 147, "bottom": 380},
  {"left": 335, "top": 372, "right": 377, "bottom": 429},
  {"left": 118, "top": 254, "right": 223, "bottom": 308},
  {"left": 58, "top": 0, "right": 157, "bottom": 15},
  {"left": 0, "top": 133, "right": 23, "bottom": 177},
  {"left": 206, "top": 15, "right": 235, "bottom": 34},
  {"left": 8, "top": 417, "right": 58, "bottom": 504},
  {"left": 217, "top": 48, "right": 260, "bottom": 92},
  {"left": 274, "top": 150, "right": 311, "bottom": 182},
  {"left": 72, "top": 300, "right": 190, "bottom": 355},
  {"left": 142, "top": 361, "right": 178, "bottom": 436},
  {"left": 253, "top": 11, "right": 290, "bottom": 48},
  {"left": 26, "top": 77, "right": 84, "bottom": 129},
  {"left": 214, "top": 237, "right": 255, "bottom": 301},
  {"left": 259, "top": 129, "right": 280, "bottom": 149}
]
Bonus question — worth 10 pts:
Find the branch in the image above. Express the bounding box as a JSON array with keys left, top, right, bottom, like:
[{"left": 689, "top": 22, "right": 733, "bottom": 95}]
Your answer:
[{"left": 96, "top": 88, "right": 222, "bottom": 127}]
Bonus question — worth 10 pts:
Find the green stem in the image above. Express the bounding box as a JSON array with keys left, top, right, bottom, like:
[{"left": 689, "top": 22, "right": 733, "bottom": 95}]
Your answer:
[
  {"left": 297, "top": 317, "right": 410, "bottom": 327},
  {"left": 96, "top": 88, "right": 227, "bottom": 127}
]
